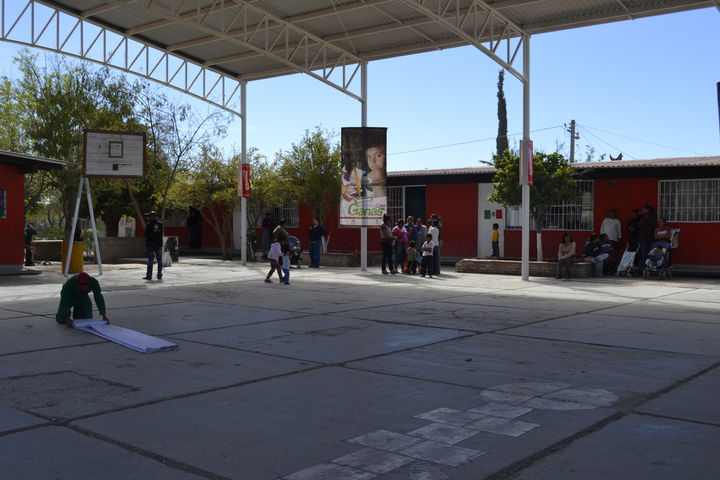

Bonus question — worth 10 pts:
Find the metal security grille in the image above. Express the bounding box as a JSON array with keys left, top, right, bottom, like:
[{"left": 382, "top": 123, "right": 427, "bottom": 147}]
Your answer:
[
  {"left": 253, "top": 201, "right": 300, "bottom": 228},
  {"left": 506, "top": 180, "right": 594, "bottom": 230},
  {"left": 387, "top": 186, "right": 405, "bottom": 223},
  {"left": 659, "top": 179, "right": 720, "bottom": 222}
]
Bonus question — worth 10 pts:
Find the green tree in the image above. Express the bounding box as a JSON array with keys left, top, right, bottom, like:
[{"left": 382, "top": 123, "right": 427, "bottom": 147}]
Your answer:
[
  {"left": 489, "top": 150, "right": 577, "bottom": 260},
  {"left": 245, "top": 152, "right": 284, "bottom": 229},
  {"left": 11, "top": 51, "right": 142, "bottom": 239},
  {"left": 276, "top": 127, "right": 341, "bottom": 246},
  {"left": 169, "top": 145, "right": 246, "bottom": 260},
  {"left": 136, "top": 86, "right": 228, "bottom": 228},
  {"left": 496, "top": 70, "right": 509, "bottom": 156}
]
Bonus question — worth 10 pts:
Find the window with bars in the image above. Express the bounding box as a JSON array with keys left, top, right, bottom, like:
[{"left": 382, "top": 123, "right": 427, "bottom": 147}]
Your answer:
[
  {"left": 659, "top": 179, "right": 720, "bottom": 222},
  {"left": 253, "top": 201, "right": 300, "bottom": 228},
  {"left": 505, "top": 180, "right": 594, "bottom": 230},
  {"left": 387, "top": 186, "right": 404, "bottom": 222}
]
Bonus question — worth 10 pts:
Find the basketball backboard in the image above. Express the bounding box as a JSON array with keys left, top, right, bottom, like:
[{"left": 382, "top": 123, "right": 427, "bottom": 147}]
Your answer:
[{"left": 83, "top": 130, "right": 146, "bottom": 178}]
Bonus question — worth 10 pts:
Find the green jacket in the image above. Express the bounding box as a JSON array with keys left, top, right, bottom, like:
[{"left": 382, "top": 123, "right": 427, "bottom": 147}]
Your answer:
[
  {"left": 24, "top": 225, "right": 37, "bottom": 247},
  {"left": 56, "top": 275, "right": 106, "bottom": 322}
]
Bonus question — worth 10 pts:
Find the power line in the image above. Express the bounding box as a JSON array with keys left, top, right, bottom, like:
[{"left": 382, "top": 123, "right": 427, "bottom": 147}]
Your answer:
[
  {"left": 578, "top": 123, "right": 710, "bottom": 156},
  {"left": 577, "top": 125, "right": 636, "bottom": 160},
  {"left": 390, "top": 125, "right": 564, "bottom": 156}
]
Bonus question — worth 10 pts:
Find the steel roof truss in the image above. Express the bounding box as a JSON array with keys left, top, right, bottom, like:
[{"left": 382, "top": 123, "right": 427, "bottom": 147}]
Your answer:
[
  {"left": 402, "top": 0, "right": 527, "bottom": 82},
  {"left": 5, "top": 0, "right": 244, "bottom": 116},
  {"left": 108, "top": 0, "right": 365, "bottom": 100}
]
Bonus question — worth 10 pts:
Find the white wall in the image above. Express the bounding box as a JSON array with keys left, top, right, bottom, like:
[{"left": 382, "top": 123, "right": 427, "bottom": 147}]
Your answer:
[{"left": 477, "top": 183, "right": 505, "bottom": 258}]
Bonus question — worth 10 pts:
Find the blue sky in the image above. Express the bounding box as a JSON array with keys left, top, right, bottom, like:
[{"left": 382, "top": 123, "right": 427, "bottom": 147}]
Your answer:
[{"left": 1, "top": 7, "right": 719, "bottom": 171}]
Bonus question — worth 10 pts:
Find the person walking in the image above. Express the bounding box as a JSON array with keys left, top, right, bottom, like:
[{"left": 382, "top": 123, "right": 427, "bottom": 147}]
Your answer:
[
  {"left": 24, "top": 221, "right": 37, "bottom": 266},
  {"left": 307, "top": 217, "right": 327, "bottom": 268},
  {"left": 143, "top": 211, "right": 164, "bottom": 280},
  {"left": 379, "top": 214, "right": 396, "bottom": 274},
  {"left": 265, "top": 236, "right": 284, "bottom": 283},
  {"left": 55, "top": 272, "right": 109, "bottom": 327},
  {"left": 273, "top": 218, "right": 289, "bottom": 244}
]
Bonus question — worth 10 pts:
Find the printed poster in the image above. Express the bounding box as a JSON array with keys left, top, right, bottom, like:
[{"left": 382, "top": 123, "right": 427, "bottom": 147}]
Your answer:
[{"left": 340, "top": 127, "right": 387, "bottom": 227}]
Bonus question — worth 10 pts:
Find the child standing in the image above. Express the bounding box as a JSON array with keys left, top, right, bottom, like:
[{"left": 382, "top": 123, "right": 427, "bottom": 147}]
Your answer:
[
  {"left": 281, "top": 243, "right": 291, "bottom": 285},
  {"left": 406, "top": 241, "right": 418, "bottom": 274},
  {"left": 491, "top": 223, "right": 500, "bottom": 258},
  {"left": 420, "top": 233, "right": 434, "bottom": 278},
  {"left": 265, "top": 237, "right": 283, "bottom": 283}
]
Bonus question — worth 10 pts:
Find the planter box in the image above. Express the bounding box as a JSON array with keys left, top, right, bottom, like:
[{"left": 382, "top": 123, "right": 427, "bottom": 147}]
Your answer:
[{"left": 455, "top": 258, "right": 594, "bottom": 277}]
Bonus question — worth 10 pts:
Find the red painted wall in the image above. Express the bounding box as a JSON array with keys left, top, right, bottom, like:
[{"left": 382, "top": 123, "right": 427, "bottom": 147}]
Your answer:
[
  {"left": 425, "top": 183, "right": 479, "bottom": 258},
  {"left": 0, "top": 164, "right": 25, "bottom": 265},
  {"left": 503, "top": 177, "right": 720, "bottom": 266}
]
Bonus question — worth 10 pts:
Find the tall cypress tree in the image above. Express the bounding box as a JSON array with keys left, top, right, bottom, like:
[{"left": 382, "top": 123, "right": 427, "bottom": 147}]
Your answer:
[{"left": 496, "top": 69, "right": 509, "bottom": 156}]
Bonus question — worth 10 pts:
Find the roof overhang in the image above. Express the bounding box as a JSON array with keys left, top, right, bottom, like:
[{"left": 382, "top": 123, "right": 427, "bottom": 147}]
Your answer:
[{"left": 0, "top": 150, "right": 68, "bottom": 174}]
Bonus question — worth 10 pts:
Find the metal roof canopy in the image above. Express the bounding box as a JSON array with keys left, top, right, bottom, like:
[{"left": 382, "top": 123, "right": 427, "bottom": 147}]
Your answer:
[{"left": 3, "top": 0, "right": 718, "bottom": 276}]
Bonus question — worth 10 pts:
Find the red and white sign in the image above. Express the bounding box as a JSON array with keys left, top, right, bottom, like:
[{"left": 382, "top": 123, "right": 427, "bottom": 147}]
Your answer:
[{"left": 238, "top": 163, "right": 250, "bottom": 198}]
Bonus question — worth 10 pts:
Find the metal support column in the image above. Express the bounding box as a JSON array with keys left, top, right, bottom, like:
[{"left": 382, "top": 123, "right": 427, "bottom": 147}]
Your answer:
[
  {"left": 64, "top": 175, "right": 85, "bottom": 278},
  {"left": 241, "top": 80, "right": 248, "bottom": 265},
  {"left": 84, "top": 178, "right": 103, "bottom": 275},
  {"left": 360, "top": 61, "right": 368, "bottom": 271},
  {"left": 521, "top": 34, "right": 531, "bottom": 281}
]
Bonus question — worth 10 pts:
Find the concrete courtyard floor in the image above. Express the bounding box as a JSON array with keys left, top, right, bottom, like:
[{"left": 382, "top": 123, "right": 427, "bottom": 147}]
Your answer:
[{"left": 1, "top": 258, "right": 718, "bottom": 480}]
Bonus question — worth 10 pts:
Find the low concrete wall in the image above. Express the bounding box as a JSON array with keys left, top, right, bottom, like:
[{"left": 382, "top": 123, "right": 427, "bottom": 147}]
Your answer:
[
  {"left": 298, "top": 251, "right": 383, "bottom": 267},
  {"left": 456, "top": 258, "right": 594, "bottom": 278},
  {"left": 33, "top": 240, "right": 64, "bottom": 262},
  {"left": 98, "top": 237, "right": 145, "bottom": 263}
]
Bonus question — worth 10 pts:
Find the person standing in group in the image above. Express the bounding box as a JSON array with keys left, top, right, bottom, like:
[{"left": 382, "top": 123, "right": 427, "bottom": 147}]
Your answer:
[
  {"left": 281, "top": 243, "right": 291, "bottom": 285},
  {"left": 273, "top": 218, "right": 289, "bottom": 244},
  {"left": 143, "top": 211, "right": 164, "bottom": 280},
  {"left": 406, "top": 241, "right": 418, "bottom": 274},
  {"left": 265, "top": 236, "right": 284, "bottom": 283},
  {"left": 261, "top": 212, "right": 274, "bottom": 258},
  {"left": 420, "top": 233, "right": 434, "bottom": 278},
  {"left": 379, "top": 214, "right": 396, "bottom": 274},
  {"left": 556, "top": 232, "right": 576, "bottom": 280},
  {"left": 307, "top": 217, "right": 327, "bottom": 268},
  {"left": 404, "top": 216, "right": 417, "bottom": 246},
  {"left": 626, "top": 208, "right": 640, "bottom": 252},
  {"left": 491, "top": 223, "right": 500, "bottom": 258},
  {"left": 24, "top": 221, "right": 37, "bottom": 266},
  {"left": 429, "top": 220, "right": 441, "bottom": 275},
  {"left": 392, "top": 219, "right": 408, "bottom": 273},
  {"left": 55, "top": 272, "right": 109, "bottom": 327},
  {"left": 638, "top": 204, "right": 657, "bottom": 260},
  {"left": 600, "top": 208, "right": 622, "bottom": 250},
  {"left": 415, "top": 218, "right": 427, "bottom": 249}
]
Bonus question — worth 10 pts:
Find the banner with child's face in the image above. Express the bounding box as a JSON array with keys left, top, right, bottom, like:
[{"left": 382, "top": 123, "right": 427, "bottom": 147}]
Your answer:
[{"left": 340, "top": 127, "right": 387, "bottom": 227}]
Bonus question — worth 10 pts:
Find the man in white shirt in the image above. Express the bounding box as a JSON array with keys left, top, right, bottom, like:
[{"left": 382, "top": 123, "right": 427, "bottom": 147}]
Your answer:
[{"left": 600, "top": 208, "right": 622, "bottom": 249}]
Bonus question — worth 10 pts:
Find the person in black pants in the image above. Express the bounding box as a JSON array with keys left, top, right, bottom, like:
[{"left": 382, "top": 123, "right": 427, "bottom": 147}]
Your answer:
[
  {"left": 143, "top": 211, "right": 164, "bottom": 280},
  {"left": 379, "top": 214, "right": 396, "bottom": 274}
]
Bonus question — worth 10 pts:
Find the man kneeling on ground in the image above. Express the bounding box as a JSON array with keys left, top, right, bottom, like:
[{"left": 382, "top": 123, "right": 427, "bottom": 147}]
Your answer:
[{"left": 56, "top": 272, "right": 109, "bottom": 327}]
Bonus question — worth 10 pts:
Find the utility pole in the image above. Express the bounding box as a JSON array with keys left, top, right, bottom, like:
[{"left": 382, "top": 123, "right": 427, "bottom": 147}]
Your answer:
[{"left": 565, "top": 119, "right": 579, "bottom": 163}]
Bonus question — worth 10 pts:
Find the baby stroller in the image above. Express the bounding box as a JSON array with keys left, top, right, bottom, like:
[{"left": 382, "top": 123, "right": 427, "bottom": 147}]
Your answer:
[
  {"left": 643, "top": 243, "right": 672, "bottom": 280},
  {"left": 287, "top": 235, "right": 303, "bottom": 268},
  {"left": 616, "top": 243, "right": 640, "bottom": 276}
]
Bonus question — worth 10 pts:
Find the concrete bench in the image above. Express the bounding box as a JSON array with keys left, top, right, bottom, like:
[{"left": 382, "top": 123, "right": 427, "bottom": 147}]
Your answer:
[{"left": 455, "top": 258, "right": 594, "bottom": 277}]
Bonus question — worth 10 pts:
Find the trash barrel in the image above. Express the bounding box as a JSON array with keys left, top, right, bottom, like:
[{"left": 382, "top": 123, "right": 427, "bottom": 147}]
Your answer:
[{"left": 61, "top": 241, "right": 84, "bottom": 273}]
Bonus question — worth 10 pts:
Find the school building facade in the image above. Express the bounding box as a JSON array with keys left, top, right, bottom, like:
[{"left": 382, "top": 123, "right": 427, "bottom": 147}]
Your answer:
[{"left": 176, "top": 156, "right": 720, "bottom": 271}]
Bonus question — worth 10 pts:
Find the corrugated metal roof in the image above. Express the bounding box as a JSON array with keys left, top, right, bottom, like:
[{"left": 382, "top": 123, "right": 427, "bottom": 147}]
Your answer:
[
  {"left": 39, "top": 1, "right": 717, "bottom": 83},
  {"left": 0, "top": 150, "right": 67, "bottom": 170},
  {"left": 388, "top": 156, "right": 720, "bottom": 177}
]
